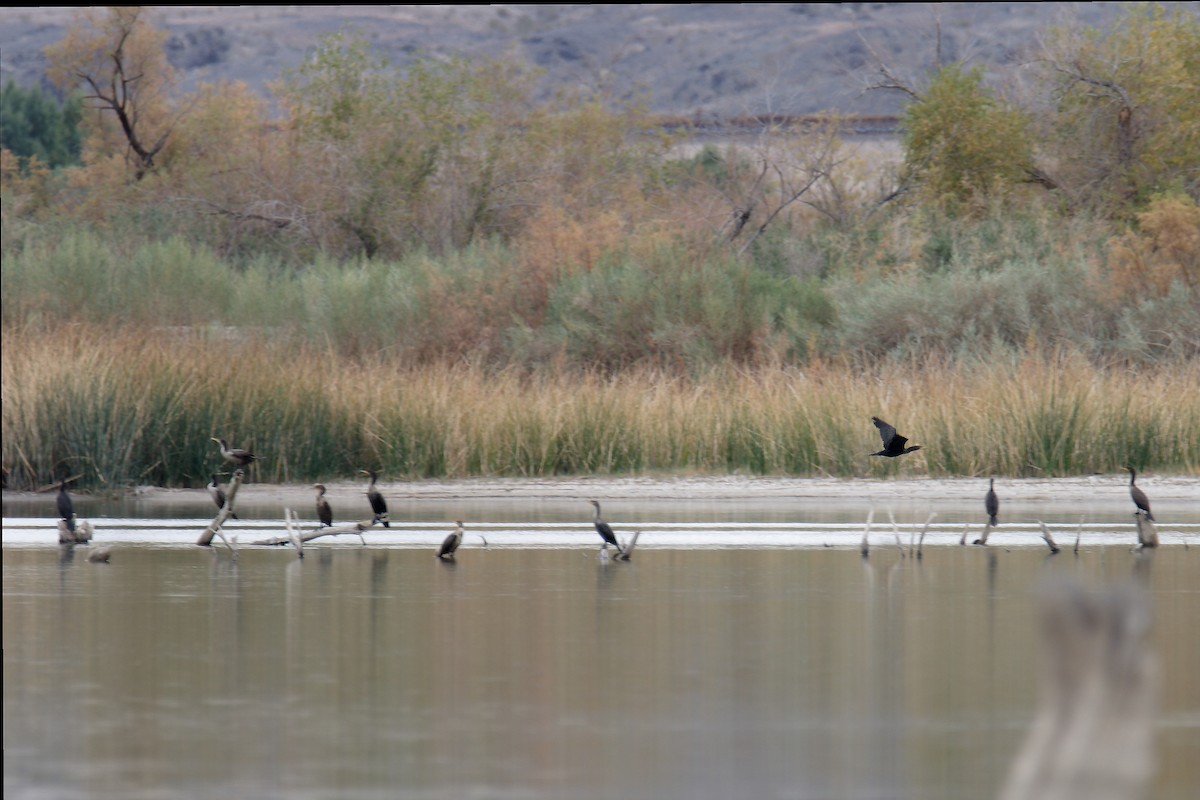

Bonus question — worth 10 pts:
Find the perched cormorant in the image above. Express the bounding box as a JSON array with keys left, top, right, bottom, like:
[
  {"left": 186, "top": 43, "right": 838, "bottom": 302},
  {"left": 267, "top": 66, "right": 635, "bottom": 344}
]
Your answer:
[
  {"left": 437, "top": 521, "right": 465, "bottom": 560},
  {"left": 1124, "top": 467, "right": 1154, "bottom": 521},
  {"left": 589, "top": 500, "right": 622, "bottom": 553},
  {"left": 985, "top": 478, "right": 999, "bottom": 527},
  {"left": 870, "top": 417, "right": 922, "bottom": 458},
  {"left": 313, "top": 484, "right": 333, "bottom": 527},
  {"left": 360, "top": 469, "right": 389, "bottom": 527},
  {"left": 207, "top": 473, "right": 238, "bottom": 519},
  {"left": 56, "top": 479, "right": 76, "bottom": 533},
  {"left": 212, "top": 437, "right": 258, "bottom": 467}
]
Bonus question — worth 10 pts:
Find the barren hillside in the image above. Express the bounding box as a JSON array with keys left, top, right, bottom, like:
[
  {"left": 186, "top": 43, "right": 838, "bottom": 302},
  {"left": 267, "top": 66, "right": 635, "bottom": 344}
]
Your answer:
[{"left": 5, "top": 4, "right": 1195, "bottom": 117}]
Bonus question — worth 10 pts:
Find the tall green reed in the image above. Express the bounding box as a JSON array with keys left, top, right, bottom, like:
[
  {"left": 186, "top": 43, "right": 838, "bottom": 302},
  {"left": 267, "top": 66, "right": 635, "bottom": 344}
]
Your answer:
[{"left": 4, "top": 327, "right": 1195, "bottom": 489}]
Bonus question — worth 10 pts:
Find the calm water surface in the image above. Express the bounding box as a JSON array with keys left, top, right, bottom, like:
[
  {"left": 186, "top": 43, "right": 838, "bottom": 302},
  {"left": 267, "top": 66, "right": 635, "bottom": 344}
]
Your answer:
[{"left": 4, "top": 499, "right": 1200, "bottom": 800}]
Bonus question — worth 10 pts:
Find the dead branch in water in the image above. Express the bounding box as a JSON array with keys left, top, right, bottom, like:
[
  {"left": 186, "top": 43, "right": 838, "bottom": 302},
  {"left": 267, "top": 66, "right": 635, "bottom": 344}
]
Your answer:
[
  {"left": 285, "top": 509, "right": 304, "bottom": 558},
  {"left": 1037, "top": 522, "right": 1061, "bottom": 555},
  {"left": 998, "top": 579, "right": 1156, "bottom": 800},
  {"left": 199, "top": 469, "right": 243, "bottom": 546},
  {"left": 860, "top": 510, "right": 875, "bottom": 557},
  {"left": 887, "top": 510, "right": 905, "bottom": 555},
  {"left": 916, "top": 512, "right": 936, "bottom": 559},
  {"left": 251, "top": 517, "right": 373, "bottom": 547},
  {"left": 615, "top": 530, "right": 642, "bottom": 561}
]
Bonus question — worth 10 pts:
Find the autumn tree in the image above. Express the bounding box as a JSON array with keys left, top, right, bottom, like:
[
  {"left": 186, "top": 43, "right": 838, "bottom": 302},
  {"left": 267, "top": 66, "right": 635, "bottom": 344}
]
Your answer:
[
  {"left": 1035, "top": 4, "right": 1200, "bottom": 209},
  {"left": 273, "top": 32, "right": 538, "bottom": 258},
  {"left": 45, "top": 7, "right": 182, "bottom": 180},
  {"left": 898, "top": 63, "right": 1034, "bottom": 209}
]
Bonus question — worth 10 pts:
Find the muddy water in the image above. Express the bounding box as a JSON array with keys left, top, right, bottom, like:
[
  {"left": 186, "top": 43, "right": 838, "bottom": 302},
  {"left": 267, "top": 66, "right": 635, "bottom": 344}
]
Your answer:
[
  {"left": 5, "top": 479, "right": 1199, "bottom": 798},
  {"left": 4, "top": 529, "right": 1200, "bottom": 800}
]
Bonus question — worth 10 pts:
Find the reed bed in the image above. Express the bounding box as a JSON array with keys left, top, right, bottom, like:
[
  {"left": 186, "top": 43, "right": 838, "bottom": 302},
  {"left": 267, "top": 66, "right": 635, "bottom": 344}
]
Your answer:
[{"left": 3, "top": 325, "right": 1196, "bottom": 489}]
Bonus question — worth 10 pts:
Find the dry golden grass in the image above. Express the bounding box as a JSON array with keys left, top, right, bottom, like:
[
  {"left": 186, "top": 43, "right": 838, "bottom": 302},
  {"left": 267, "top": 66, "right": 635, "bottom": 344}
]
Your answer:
[{"left": 3, "top": 325, "right": 1196, "bottom": 488}]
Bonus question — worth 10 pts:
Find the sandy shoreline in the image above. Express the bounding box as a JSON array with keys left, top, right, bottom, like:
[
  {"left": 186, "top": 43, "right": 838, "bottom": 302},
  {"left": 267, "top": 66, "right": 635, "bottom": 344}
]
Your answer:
[{"left": 11, "top": 473, "right": 1195, "bottom": 508}]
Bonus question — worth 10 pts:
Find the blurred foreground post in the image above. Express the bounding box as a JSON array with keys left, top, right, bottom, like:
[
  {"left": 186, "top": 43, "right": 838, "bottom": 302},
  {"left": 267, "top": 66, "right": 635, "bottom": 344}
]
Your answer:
[{"left": 999, "top": 580, "right": 1156, "bottom": 800}]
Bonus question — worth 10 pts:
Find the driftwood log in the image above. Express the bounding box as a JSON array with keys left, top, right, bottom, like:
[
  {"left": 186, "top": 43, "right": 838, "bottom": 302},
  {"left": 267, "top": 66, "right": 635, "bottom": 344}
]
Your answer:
[
  {"left": 998, "top": 580, "right": 1156, "bottom": 800},
  {"left": 251, "top": 515, "right": 372, "bottom": 548}
]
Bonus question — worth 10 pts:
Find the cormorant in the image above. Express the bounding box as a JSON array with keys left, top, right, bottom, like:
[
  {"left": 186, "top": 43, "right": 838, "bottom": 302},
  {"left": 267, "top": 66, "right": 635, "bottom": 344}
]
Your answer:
[
  {"left": 207, "top": 473, "right": 238, "bottom": 519},
  {"left": 56, "top": 479, "right": 76, "bottom": 533},
  {"left": 1124, "top": 467, "right": 1154, "bottom": 521},
  {"left": 589, "top": 500, "right": 622, "bottom": 553},
  {"left": 437, "top": 521, "right": 465, "bottom": 560},
  {"left": 313, "top": 484, "right": 333, "bottom": 527},
  {"left": 360, "top": 469, "right": 389, "bottom": 527},
  {"left": 985, "top": 478, "right": 999, "bottom": 527},
  {"left": 870, "top": 417, "right": 922, "bottom": 458},
  {"left": 212, "top": 437, "right": 258, "bottom": 467}
]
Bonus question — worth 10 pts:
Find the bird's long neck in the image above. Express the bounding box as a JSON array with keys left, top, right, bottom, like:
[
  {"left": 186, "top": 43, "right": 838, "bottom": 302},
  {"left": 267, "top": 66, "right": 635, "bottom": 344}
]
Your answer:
[
  {"left": 593, "top": 505, "right": 602, "bottom": 523},
  {"left": 1129, "top": 469, "right": 1137, "bottom": 485}
]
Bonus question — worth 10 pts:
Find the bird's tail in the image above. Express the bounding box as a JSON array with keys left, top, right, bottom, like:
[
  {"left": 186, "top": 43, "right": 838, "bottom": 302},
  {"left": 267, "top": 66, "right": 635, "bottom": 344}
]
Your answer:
[{"left": 988, "top": 514, "right": 998, "bottom": 527}]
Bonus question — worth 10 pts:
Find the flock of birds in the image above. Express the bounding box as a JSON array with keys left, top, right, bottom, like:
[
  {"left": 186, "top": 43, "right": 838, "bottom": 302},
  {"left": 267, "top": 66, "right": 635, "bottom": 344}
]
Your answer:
[{"left": 48, "top": 420, "right": 1160, "bottom": 559}]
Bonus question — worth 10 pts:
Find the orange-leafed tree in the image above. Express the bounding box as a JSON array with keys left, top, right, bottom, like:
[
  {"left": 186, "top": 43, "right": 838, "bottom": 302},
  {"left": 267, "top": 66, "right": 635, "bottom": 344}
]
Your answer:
[{"left": 45, "top": 7, "right": 182, "bottom": 181}]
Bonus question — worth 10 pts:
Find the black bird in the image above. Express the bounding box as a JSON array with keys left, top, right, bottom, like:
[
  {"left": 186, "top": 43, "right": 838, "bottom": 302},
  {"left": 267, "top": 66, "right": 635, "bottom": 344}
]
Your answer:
[
  {"left": 212, "top": 437, "right": 258, "bottom": 467},
  {"left": 207, "top": 473, "right": 238, "bottom": 519},
  {"left": 313, "top": 484, "right": 333, "bottom": 527},
  {"left": 56, "top": 479, "right": 76, "bottom": 533},
  {"left": 870, "top": 417, "right": 922, "bottom": 458},
  {"left": 1124, "top": 467, "right": 1154, "bottom": 521},
  {"left": 360, "top": 469, "right": 389, "bottom": 527},
  {"left": 985, "top": 478, "right": 999, "bottom": 527},
  {"left": 589, "top": 500, "right": 622, "bottom": 553},
  {"left": 437, "top": 521, "right": 465, "bottom": 560}
]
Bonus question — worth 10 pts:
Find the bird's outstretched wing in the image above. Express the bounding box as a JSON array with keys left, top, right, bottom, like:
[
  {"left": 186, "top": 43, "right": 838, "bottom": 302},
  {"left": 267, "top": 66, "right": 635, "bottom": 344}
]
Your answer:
[{"left": 872, "top": 417, "right": 897, "bottom": 448}]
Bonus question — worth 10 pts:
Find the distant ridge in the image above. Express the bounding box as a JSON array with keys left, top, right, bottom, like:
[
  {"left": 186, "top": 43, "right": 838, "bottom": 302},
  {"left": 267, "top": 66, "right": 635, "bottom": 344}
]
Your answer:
[{"left": 2, "top": 4, "right": 1195, "bottom": 116}]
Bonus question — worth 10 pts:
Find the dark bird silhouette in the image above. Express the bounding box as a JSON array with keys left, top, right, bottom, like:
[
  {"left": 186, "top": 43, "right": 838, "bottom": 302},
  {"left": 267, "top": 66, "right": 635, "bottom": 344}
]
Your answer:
[
  {"left": 212, "top": 437, "right": 258, "bottom": 467},
  {"left": 437, "top": 521, "right": 465, "bottom": 560},
  {"left": 207, "top": 473, "right": 238, "bottom": 519},
  {"left": 985, "top": 478, "right": 999, "bottom": 527},
  {"left": 313, "top": 484, "right": 333, "bottom": 527},
  {"left": 56, "top": 479, "right": 76, "bottom": 533},
  {"left": 1125, "top": 467, "right": 1154, "bottom": 521},
  {"left": 870, "top": 417, "right": 922, "bottom": 458},
  {"left": 589, "top": 500, "right": 622, "bottom": 553},
  {"left": 360, "top": 469, "right": 390, "bottom": 527}
]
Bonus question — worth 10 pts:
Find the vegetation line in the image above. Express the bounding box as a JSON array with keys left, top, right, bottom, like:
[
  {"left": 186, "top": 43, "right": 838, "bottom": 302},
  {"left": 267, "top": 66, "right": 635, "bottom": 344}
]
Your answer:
[{"left": 3, "top": 326, "right": 1195, "bottom": 489}]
